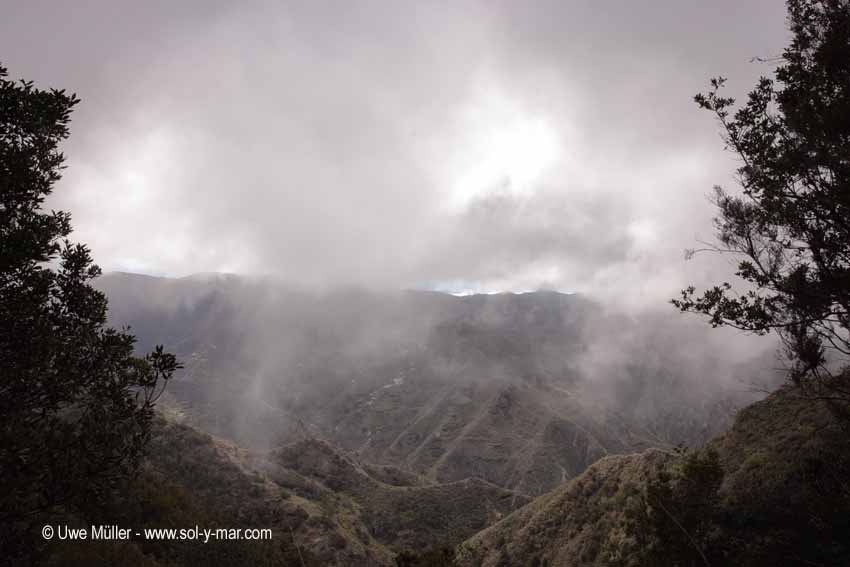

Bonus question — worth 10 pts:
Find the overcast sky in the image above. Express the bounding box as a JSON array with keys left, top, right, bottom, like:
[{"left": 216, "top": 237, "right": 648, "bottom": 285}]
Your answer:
[{"left": 2, "top": 1, "right": 789, "bottom": 305}]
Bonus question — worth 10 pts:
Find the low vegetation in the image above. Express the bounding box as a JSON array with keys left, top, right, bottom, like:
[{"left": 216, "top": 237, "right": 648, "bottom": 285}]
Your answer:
[{"left": 457, "top": 380, "right": 850, "bottom": 566}]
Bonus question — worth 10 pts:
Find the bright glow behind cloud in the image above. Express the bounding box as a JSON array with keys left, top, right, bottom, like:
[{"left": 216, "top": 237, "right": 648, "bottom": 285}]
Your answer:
[
  {"left": 447, "top": 92, "right": 562, "bottom": 209},
  {"left": 0, "top": 0, "right": 790, "bottom": 304}
]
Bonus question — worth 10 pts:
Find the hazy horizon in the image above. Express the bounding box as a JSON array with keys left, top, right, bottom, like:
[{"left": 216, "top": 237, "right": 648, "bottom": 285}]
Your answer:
[{"left": 1, "top": 0, "right": 789, "bottom": 309}]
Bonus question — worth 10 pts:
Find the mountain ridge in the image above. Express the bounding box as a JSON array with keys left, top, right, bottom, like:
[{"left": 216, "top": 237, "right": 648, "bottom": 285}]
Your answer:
[
  {"left": 456, "top": 383, "right": 850, "bottom": 566},
  {"left": 95, "top": 271, "right": 773, "bottom": 498}
]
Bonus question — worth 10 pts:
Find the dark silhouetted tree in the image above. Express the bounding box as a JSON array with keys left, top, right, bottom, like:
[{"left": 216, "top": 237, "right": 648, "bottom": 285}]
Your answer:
[
  {"left": 673, "top": 0, "right": 850, "bottom": 401},
  {"left": 0, "top": 64, "right": 180, "bottom": 561}
]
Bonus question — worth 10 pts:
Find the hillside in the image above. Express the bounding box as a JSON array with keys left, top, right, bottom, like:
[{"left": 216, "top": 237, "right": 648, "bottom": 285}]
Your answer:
[
  {"left": 257, "top": 438, "right": 530, "bottom": 551},
  {"left": 43, "top": 417, "right": 396, "bottom": 567},
  {"left": 96, "top": 272, "right": 773, "bottom": 497},
  {"left": 456, "top": 382, "right": 850, "bottom": 566},
  {"left": 41, "top": 414, "right": 538, "bottom": 566}
]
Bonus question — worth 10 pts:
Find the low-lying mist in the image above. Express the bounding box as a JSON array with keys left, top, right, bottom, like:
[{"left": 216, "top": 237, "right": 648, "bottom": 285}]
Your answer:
[{"left": 98, "top": 271, "right": 781, "bottom": 456}]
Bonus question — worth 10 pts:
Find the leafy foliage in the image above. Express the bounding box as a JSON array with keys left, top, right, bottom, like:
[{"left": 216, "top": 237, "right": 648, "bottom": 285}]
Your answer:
[
  {"left": 621, "top": 450, "right": 727, "bottom": 567},
  {"left": 0, "top": 64, "right": 180, "bottom": 562},
  {"left": 622, "top": 385, "right": 850, "bottom": 567},
  {"left": 673, "top": 0, "right": 850, "bottom": 399}
]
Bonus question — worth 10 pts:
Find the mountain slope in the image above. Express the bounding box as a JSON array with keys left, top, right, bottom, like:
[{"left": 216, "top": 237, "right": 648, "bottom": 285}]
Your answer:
[
  {"left": 143, "top": 419, "right": 539, "bottom": 562},
  {"left": 257, "top": 438, "right": 530, "bottom": 552},
  {"left": 42, "top": 417, "right": 395, "bottom": 567},
  {"left": 43, "top": 413, "right": 542, "bottom": 566},
  {"left": 455, "top": 450, "right": 671, "bottom": 567},
  {"left": 96, "top": 272, "right": 769, "bottom": 497},
  {"left": 455, "top": 383, "right": 850, "bottom": 566}
]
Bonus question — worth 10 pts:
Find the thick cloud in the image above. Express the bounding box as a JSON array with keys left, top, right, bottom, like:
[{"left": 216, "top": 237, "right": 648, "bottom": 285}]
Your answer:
[{"left": 1, "top": 0, "right": 788, "bottom": 305}]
